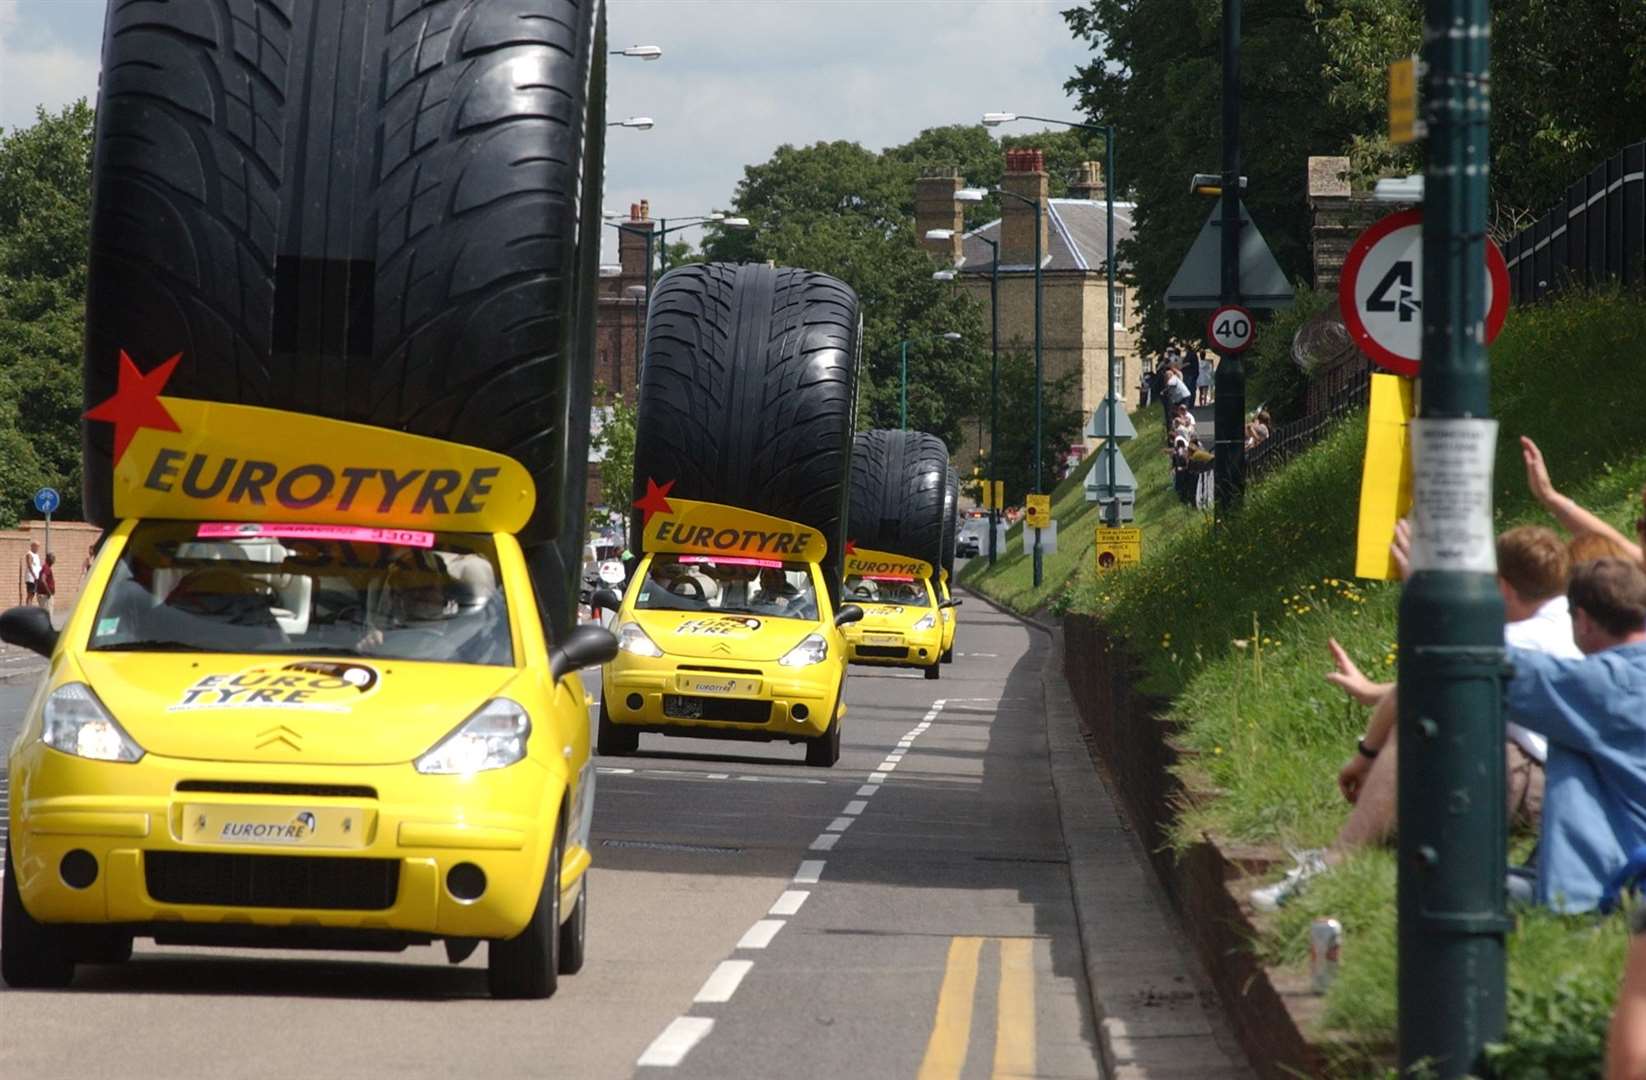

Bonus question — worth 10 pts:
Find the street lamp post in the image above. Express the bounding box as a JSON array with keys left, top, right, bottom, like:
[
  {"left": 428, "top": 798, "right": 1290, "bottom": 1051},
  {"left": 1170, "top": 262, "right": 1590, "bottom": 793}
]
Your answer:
[
  {"left": 899, "top": 331, "right": 964, "bottom": 430},
  {"left": 982, "top": 113, "right": 1122, "bottom": 533},
  {"left": 931, "top": 231, "right": 1002, "bottom": 564}
]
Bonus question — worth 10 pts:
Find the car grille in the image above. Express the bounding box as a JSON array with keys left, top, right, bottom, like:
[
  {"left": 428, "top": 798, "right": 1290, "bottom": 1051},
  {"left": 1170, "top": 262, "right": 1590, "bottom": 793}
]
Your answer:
[
  {"left": 662, "top": 695, "right": 772, "bottom": 724},
  {"left": 857, "top": 645, "right": 910, "bottom": 659},
  {"left": 145, "top": 852, "right": 399, "bottom": 911},
  {"left": 175, "top": 781, "right": 377, "bottom": 799},
  {"left": 677, "top": 664, "right": 763, "bottom": 676}
]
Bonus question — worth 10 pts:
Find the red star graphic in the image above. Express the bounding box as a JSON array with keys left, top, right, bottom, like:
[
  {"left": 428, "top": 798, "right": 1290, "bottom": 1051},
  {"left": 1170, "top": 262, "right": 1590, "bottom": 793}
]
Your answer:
[
  {"left": 84, "top": 350, "right": 183, "bottom": 465},
  {"left": 845, "top": 539, "right": 858, "bottom": 556},
  {"left": 634, "top": 477, "right": 676, "bottom": 525}
]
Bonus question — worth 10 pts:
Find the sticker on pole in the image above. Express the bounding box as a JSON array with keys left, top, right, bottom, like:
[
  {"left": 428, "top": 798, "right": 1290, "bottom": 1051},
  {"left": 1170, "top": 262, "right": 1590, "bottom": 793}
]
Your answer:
[
  {"left": 1206, "top": 305, "right": 1255, "bottom": 354},
  {"left": 1409, "top": 418, "right": 1498, "bottom": 574},
  {"left": 1340, "top": 209, "right": 1509, "bottom": 378}
]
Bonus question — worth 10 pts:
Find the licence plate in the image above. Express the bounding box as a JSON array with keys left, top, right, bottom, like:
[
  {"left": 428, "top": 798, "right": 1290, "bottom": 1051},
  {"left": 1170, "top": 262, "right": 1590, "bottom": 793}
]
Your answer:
[
  {"left": 181, "top": 804, "right": 370, "bottom": 849},
  {"left": 862, "top": 633, "right": 903, "bottom": 646},
  {"left": 676, "top": 675, "right": 762, "bottom": 696}
]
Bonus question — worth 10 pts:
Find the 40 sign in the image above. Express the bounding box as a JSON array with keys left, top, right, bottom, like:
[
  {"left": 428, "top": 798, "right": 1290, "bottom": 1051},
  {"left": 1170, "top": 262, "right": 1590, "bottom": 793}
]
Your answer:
[
  {"left": 1340, "top": 209, "right": 1509, "bottom": 378},
  {"left": 1206, "top": 304, "right": 1255, "bottom": 353}
]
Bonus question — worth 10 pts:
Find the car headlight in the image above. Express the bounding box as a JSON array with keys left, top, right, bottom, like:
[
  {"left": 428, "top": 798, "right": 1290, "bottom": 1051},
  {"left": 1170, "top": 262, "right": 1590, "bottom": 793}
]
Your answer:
[
  {"left": 617, "top": 621, "right": 664, "bottom": 657},
  {"left": 779, "top": 633, "right": 829, "bottom": 668},
  {"left": 415, "top": 698, "right": 531, "bottom": 775},
  {"left": 913, "top": 613, "right": 936, "bottom": 631},
  {"left": 42, "top": 682, "right": 144, "bottom": 762}
]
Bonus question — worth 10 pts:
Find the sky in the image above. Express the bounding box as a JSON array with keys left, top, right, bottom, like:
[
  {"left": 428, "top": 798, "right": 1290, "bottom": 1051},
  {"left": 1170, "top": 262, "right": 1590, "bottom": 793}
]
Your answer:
[{"left": 0, "top": 0, "right": 1097, "bottom": 260}]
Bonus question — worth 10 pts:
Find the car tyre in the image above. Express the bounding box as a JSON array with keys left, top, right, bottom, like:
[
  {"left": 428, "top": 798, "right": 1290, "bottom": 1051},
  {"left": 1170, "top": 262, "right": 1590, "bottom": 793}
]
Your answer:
[
  {"left": 596, "top": 698, "right": 639, "bottom": 757},
  {"left": 924, "top": 663, "right": 941, "bottom": 681},
  {"left": 69, "top": 927, "right": 134, "bottom": 965},
  {"left": 488, "top": 814, "right": 564, "bottom": 1000},
  {"left": 2, "top": 844, "right": 75, "bottom": 989},
  {"left": 557, "top": 873, "right": 587, "bottom": 976},
  {"left": 805, "top": 714, "right": 842, "bottom": 768},
  {"left": 849, "top": 429, "right": 950, "bottom": 569},
  {"left": 941, "top": 647, "right": 954, "bottom": 664}
]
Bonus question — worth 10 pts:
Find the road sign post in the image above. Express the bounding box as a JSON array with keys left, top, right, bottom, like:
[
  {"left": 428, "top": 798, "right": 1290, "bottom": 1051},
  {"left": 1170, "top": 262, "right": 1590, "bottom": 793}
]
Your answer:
[
  {"left": 1397, "top": 0, "right": 1505, "bottom": 1073},
  {"left": 1213, "top": 0, "right": 1246, "bottom": 520}
]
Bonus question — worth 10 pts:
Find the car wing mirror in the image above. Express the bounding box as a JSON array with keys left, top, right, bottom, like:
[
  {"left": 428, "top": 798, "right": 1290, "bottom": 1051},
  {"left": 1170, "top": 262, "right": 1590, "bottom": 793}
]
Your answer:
[
  {"left": 0, "top": 604, "right": 58, "bottom": 658},
  {"left": 551, "top": 624, "right": 619, "bottom": 682},
  {"left": 590, "top": 587, "right": 623, "bottom": 612},
  {"left": 940, "top": 598, "right": 963, "bottom": 609},
  {"left": 834, "top": 604, "right": 864, "bottom": 628}
]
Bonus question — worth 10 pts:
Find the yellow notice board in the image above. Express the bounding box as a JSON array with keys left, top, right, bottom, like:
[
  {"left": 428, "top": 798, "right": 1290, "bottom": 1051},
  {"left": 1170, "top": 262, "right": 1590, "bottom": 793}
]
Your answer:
[
  {"left": 1388, "top": 55, "right": 1424, "bottom": 144},
  {"left": 1355, "top": 373, "right": 1416, "bottom": 580},
  {"left": 981, "top": 480, "right": 1005, "bottom": 510},
  {"left": 1094, "top": 526, "right": 1142, "bottom": 572},
  {"left": 1025, "top": 494, "right": 1052, "bottom": 529}
]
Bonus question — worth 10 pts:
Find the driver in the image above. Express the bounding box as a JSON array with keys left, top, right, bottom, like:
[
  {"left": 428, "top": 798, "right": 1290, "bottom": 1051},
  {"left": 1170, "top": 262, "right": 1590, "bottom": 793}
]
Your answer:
[
  {"left": 359, "top": 549, "right": 456, "bottom": 652},
  {"left": 751, "top": 566, "right": 801, "bottom": 615}
]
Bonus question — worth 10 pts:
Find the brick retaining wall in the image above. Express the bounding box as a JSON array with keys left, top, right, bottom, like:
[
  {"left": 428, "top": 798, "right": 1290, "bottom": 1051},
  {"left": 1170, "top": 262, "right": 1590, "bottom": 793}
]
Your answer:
[{"left": 1, "top": 521, "right": 103, "bottom": 614}]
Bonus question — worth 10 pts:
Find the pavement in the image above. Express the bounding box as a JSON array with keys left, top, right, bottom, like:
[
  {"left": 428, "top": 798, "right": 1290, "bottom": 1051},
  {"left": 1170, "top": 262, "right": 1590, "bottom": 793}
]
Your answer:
[{"left": 0, "top": 579, "right": 1247, "bottom": 1079}]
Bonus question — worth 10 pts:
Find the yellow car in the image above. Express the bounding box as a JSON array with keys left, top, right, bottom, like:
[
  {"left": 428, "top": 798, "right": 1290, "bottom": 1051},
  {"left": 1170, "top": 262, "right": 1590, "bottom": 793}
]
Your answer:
[
  {"left": 596, "top": 498, "right": 859, "bottom": 767},
  {"left": 2, "top": 394, "right": 615, "bottom": 998},
  {"left": 840, "top": 549, "right": 949, "bottom": 680}
]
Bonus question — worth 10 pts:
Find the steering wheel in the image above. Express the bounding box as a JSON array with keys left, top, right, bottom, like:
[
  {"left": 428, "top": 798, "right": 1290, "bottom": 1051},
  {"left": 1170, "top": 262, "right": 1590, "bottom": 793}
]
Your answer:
[{"left": 668, "top": 576, "right": 706, "bottom": 600}]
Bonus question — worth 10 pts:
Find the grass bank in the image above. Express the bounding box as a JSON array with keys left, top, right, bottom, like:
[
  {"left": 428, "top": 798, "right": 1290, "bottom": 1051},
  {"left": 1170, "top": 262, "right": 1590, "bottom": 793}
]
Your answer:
[{"left": 1021, "top": 291, "right": 1646, "bottom": 1068}]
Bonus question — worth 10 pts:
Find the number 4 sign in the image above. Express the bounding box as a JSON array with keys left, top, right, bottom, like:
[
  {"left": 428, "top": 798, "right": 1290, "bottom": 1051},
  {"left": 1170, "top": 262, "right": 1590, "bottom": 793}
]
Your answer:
[{"left": 1206, "top": 304, "right": 1255, "bottom": 353}]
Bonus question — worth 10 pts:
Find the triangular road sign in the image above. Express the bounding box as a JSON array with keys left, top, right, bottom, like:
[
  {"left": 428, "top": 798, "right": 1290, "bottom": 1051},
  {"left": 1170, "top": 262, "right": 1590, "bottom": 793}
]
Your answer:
[
  {"left": 1084, "top": 446, "right": 1136, "bottom": 500},
  {"left": 1164, "top": 200, "right": 1295, "bottom": 310},
  {"left": 1086, "top": 397, "right": 1136, "bottom": 440}
]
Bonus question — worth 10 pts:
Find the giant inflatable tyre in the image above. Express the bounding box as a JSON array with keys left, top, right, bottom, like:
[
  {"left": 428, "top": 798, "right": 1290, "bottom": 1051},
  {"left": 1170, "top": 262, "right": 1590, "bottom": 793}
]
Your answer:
[
  {"left": 82, "top": 0, "right": 608, "bottom": 637},
  {"left": 848, "top": 429, "right": 950, "bottom": 569},
  {"left": 632, "top": 263, "right": 861, "bottom": 600},
  {"left": 940, "top": 464, "right": 959, "bottom": 580}
]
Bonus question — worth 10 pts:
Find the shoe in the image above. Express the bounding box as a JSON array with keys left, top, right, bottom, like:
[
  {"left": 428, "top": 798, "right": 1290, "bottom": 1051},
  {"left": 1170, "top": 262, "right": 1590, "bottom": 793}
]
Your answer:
[{"left": 1249, "top": 849, "right": 1329, "bottom": 913}]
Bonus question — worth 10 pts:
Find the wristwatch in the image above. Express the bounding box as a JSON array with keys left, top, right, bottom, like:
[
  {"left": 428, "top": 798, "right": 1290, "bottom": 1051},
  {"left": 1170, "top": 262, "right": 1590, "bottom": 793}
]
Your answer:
[{"left": 1357, "top": 739, "right": 1380, "bottom": 760}]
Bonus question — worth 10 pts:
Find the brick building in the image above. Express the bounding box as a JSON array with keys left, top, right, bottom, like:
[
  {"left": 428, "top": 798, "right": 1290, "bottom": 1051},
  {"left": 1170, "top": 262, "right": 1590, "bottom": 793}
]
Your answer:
[
  {"left": 585, "top": 202, "right": 656, "bottom": 517},
  {"left": 919, "top": 150, "right": 1143, "bottom": 466}
]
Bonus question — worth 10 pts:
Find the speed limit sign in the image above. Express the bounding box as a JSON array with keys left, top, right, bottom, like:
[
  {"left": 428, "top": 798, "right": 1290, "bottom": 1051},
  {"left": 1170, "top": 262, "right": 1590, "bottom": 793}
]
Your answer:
[{"left": 1206, "top": 304, "right": 1255, "bottom": 353}]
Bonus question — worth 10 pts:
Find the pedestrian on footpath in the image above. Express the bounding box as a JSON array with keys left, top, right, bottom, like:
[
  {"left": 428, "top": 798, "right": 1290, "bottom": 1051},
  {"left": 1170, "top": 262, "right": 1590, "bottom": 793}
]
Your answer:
[
  {"left": 35, "top": 552, "right": 56, "bottom": 618},
  {"left": 21, "top": 539, "right": 41, "bottom": 605}
]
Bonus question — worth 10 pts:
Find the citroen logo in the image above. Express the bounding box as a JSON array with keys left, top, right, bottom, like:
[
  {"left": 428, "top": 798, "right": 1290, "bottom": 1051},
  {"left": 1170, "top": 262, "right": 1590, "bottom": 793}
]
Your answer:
[
  {"left": 256, "top": 725, "right": 303, "bottom": 752},
  {"left": 711, "top": 642, "right": 732, "bottom": 654}
]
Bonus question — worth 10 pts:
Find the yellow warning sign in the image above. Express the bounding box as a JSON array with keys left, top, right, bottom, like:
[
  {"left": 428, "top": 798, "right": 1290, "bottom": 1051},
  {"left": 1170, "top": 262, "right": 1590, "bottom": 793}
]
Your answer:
[
  {"left": 1355, "top": 373, "right": 1416, "bottom": 580},
  {"left": 980, "top": 479, "right": 1005, "bottom": 511},
  {"left": 1388, "top": 56, "right": 1425, "bottom": 145},
  {"left": 1025, "top": 493, "right": 1052, "bottom": 529},
  {"left": 1094, "top": 526, "right": 1142, "bottom": 572}
]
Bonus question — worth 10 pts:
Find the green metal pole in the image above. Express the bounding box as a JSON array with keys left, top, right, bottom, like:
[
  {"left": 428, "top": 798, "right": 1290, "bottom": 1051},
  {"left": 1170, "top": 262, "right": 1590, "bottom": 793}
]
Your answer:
[
  {"left": 1213, "top": 0, "right": 1245, "bottom": 519},
  {"left": 1032, "top": 199, "right": 1044, "bottom": 589},
  {"left": 657, "top": 217, "right": 667, "bottom": 275},
  {"left": 1397, "top": 0, "right": 1505, "bottom": 1072},
  {"left": 900, "top": 338, "right": 909, "bottom": 430},
  {"left": 987, "top": 236, "right": 1000, "bottom": 565},
  {"left": 1103, "top": 126, "right": 1119, "bottom": 528}
]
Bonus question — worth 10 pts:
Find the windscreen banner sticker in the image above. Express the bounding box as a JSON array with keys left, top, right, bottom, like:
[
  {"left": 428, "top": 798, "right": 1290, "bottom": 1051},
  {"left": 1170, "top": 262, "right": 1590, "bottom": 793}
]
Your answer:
[
  {"left": 197, "top": 522, "right": 435, "bottom": 548},
  {"left": 844, "top": 547, "right": 934, "bottom": 581},
  {"left": 88, "top": 350, "right": 535, "bottom": 531},
  {"left": 636, "top": 483, "right": 827, "bottom": 562},
  {"left": 168, "top": 662, "right": 381, "bottom": 713},
  {"left": 675, "top": 616, "right": 763, "bottom": 637}
]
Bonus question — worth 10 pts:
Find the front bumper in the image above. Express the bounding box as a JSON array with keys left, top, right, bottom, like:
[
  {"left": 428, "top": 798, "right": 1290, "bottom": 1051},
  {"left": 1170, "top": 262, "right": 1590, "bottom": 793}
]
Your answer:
[
  {"left": 603, "top": 652, "right": 840, "bottom": 741},
  {"left": 7, "top": 743, "right": 569, "bottom": 942},
  {"left": 843, "top": 626, "right": 943, "bottom": 668}
]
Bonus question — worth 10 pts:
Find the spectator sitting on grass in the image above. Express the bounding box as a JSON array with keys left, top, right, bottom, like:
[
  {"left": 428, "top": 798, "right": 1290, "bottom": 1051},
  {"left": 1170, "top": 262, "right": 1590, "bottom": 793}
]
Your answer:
[{"left": 1251, "top": 524, "right": 1580, "bottom": 912}]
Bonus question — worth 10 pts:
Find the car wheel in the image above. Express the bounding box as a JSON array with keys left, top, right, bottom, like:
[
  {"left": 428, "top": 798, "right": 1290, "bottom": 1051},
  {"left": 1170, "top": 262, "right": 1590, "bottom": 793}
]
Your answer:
[
  {"left": 596, "top": 698, "right": 639, "bottom": 757},
  {"left": 2, "top": 843, "right": 74, "bottom": 989},
  {"left": 805, "top": 714, "right": 842, "bottom": 768},
  {"left": 941, "top": 647, "right": 954, "bottom": 664},
  {"left": 557, "top": 873, "right": 587, "bottom": 976},
  {"left": 69, "top": 927, "right": 134, "bottom": 965},
  {"left": 924, "top": 663, "right": 941, "bottom": 681},
  {"left": 488, "top": 815, "right": 564, "bottom": 1000}
]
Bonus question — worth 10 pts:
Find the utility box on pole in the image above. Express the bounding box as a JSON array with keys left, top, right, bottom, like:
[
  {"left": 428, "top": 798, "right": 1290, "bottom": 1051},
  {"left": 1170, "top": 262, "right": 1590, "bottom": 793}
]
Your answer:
[{"left": 1396, "top": 0, "right": 1507, "bottom": 1074}]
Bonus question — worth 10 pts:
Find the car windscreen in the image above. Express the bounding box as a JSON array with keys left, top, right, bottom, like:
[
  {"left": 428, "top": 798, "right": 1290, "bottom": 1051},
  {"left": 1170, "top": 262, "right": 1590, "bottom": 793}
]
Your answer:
[
  {"left": 633, "top": 555, "right": 818, "bottom": 620},
  {"left": 89, "top": 522, "right": 513, "bottom": 666},
  {"left": 843, "top": 574, "right": 932, "bottom": 607}
]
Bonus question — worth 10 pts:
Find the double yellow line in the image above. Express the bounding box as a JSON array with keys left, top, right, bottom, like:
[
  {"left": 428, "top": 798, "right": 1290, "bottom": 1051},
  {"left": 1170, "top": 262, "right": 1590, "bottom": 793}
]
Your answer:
[{"left": 917, "top": 936, "right": 1036, "bottom": 1080}]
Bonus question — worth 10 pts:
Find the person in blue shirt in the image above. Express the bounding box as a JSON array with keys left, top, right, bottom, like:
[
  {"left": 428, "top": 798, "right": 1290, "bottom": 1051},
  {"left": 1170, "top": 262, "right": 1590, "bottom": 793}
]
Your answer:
[{"left": 1506, "top": 556, "right": 1646, "bottom": 912}]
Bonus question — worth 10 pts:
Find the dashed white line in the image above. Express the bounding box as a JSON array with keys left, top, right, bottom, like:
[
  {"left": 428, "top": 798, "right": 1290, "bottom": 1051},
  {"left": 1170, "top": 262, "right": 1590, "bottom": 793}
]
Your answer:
[
  {"left": 694, "top": 960, "right": 754, "bottom": 1004},
  {"left": 737, "top": 919, "right": 786, "bottom": 949},
  {"left": 825, "top": 816, "right": 854, "bottom": 833},
  {"left": 794, "top": 860, "right": 826, "bottom": 883},
  {"left": 769, "top": 890, "right": 810, "bottom": 916},
  {"left": 855, "top": 785, "right": 879, "bottom": 797},
  {"left": 809, "top": 833, "right": 840, "bottom": 851},
  {"left": 874, "top": 762, "right": 897, "bottom": 773},
  {"left": 842, "top": 800, "right": 868, "bottom": 815},
  {"left": 638, "top": 1017, "right": 716, "bottom": 1068}
]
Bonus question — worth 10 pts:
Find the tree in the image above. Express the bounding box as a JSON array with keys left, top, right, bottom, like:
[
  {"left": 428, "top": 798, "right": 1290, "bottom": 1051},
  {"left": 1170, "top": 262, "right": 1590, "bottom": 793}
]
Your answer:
[
  {"left": 589, "top": 388, "right": 637, "bottom": 547},
  {"left": 0, "top": 101, "right": 94, "bottom": 525},
  {"left": 977, "top": 347, "right": 1085, "bottom": 505}
]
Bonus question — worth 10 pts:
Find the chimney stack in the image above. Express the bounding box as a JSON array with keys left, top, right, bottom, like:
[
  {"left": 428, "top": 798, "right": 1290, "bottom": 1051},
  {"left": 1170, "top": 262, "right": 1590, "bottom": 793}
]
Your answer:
[
  {"left": 1000, "top": 148, "right": 1049, "bottom": 267},
  {"left": 1069, "top": 160, "right": 1106, "bottom": 200},
  {"left": 914, "top": 166, "right": 965, "bottom": 265},
  {"left": 619, "top": 199, "right": 654, "bottom": 280}
]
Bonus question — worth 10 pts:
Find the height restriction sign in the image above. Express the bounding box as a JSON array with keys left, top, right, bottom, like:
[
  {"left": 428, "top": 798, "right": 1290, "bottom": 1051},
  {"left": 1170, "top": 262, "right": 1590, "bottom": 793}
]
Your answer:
[{"left": 1340, "top": 208, "right": 1509, "bottom": 378}]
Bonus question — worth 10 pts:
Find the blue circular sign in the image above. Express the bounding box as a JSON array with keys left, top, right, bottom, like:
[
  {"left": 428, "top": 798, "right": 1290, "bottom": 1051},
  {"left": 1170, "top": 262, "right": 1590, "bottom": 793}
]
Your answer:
[{"left": 33, "top": 487, "right": 60, "bottom": 514}]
